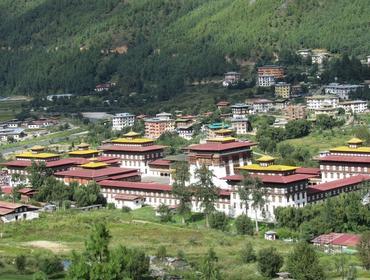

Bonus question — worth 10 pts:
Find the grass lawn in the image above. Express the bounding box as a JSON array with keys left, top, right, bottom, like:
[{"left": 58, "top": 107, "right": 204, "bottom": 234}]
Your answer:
[
  {"left": 0, "top": 99, "right": 25, "bottom": 121},
  {"left": 0, "top": 207, "right": 369, "bottom": 279},
  {"left": 280, "top": 128, "right": 354, "bottom": 154}
]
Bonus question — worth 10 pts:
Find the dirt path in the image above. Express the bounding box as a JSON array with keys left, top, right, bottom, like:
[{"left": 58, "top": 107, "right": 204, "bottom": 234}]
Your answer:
[{"left": 24, "top": 240, "right": 71, "bottom": 253}]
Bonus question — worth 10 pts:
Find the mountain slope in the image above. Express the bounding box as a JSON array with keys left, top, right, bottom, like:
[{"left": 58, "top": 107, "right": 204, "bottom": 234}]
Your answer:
[{"left": 0, "top": 0, "right": 369, "bottom": 96}]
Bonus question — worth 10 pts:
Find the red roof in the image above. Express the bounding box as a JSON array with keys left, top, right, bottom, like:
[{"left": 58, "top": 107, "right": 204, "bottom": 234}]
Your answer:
[
  {"left": 223, "top": 174, "right": 311, "bottom": 184},
  {"left": 189, "top": 141, "right": 255, "bottom": 152},
  {"left": 312, "top": 233, "right": 360, "bottom": 247},
  {"left": 148, "top": 159, "right": 171, "bottom": 167},
  {"left": 1, "top": 186, "right": 12, "bottom": 195},
  {"left": 114, "top": 194, "right": 143, "bottom": 201},
  {"left": 54, "top": 167, "right": 138, "bottom": 180},
  {"left": 318, "top": 155, "right": 370, "bottom": 164},
  {"left": 100, "top": 145, "right": 165, "bottom": 153},
  {"left": 307, "top": 175, "right": 370, "bottom": 194},
  {"left": 296, "top": 167, "right": 321, "bottom": 176},
  {"left": 18, "top": 188, "right": 37, "bottom": 194},
  {"left": 217, "top": 101, "right": 230, "bottom": 106},
  {"left": 3, "top": 158, "right": 89, "bottom": 168},
  {"left": 99, "top": 180, "right": 172, "bottom": 192}
]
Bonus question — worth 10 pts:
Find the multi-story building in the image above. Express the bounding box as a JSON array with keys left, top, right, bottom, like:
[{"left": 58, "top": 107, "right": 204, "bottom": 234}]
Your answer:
[
  {"left": 283, "top": 105, "right": 307, "bottom": 120},
  {"left": 258, "top": 75, "right": 275, "bottom": 87},
  {"left": 231, "top": 103, "right": 249, "bottom": 118},
  {"left": 99, "top": 131, "right": 165, "bottom": 175},
  {"left": 223, "top": 156, "right": 314, "bottom": 221},
  {"left": 338, "top": 100, "right": 368, "bottom": 114},
  {"left": 112, "top": 113, "right": 135, "bottom": 131},
  {"left": 230, "top": 118, "right": 250, "bottom": 135},
  {"left": 246, "top": 99, "right": 274, "bottom": 113},
  {"left": 275, "top": 82, "right": 291, "bottom": 99},
  {"left": 0, "top": 128, "right": 26, "bottom": 142},
  {"left": 205, "top": 123, "right": 232, "bottom": 138},
  {"left": 216, "top": 101, "right": 230, "bottom": 110},
  {"left": 273, "top": 99, "right": 289, "bottom": 111},
  {"left": 324, "top": 83, "right": 363, "bottom": 100},
  {"left": 314, "top": 104, "right": 338, "bottom": 118},
  {"left": 311, "top": 49, "right": 331, "bottom": 65},
  {"left": 318, "top": 138, "right": 370, "bottom": 182},
  {"left": 258, "top": 65, "right": 284, "bottom": 79},
  {"left": 68, "top": 143, "right": 100, "bottom": 158},
  {"left": 306, "top": 95, "right": 339, "bottom": 110},
  {"left": 54, "top": 161, "right": 140, "bottom": 185},
  {"left": 187, "top": 137, "right": 256, "bottom": 189},
  {"left": 144, "top": 113, "right": 175, "bottom": 139},
  {"left": 223, "top": 72, "right": 241, "bottom": 87}
]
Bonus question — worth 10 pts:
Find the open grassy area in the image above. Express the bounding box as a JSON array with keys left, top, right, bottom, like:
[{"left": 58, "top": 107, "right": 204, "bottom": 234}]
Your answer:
[
  {"left": 0, "top": 99, "right": 26, "bottom": 121},
  {"left": 0, "top": 207, "right": 369, "bottom": 279},
  {"left": 280, "top": 128, "right": 354, "bottom": 154}
]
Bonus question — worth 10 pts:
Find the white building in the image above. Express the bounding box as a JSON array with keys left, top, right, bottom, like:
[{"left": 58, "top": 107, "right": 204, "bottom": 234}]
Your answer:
[
  {"left": 156, "top": 112, "right": 172, "bottom": 120},
  {"left": 231, "top": 103, "right": 249, "bottom": 118},
  {"left": 306, "top": 95, "right": 339, "bottom": 110},
  {"left": 0, "top": 201, "right": 39, "bottom": 223},
  {"left": 187, "top": 138, "right": 255, "bottom": 189},
  {"left": 230, "top": 118, "right": 250, "bottom": 135},
  {"left": 223, "top": 72, "right": 241, "bottom": 87},
  {"left": 324, "top": 83, "right": 363, "bottom": 100},
  {"left": 246, "top": 99, "right": 274, "bottom": 114},
  {"left": 258, "top": 75, "right": 275, "bottom": 87},
  {"left": 0, "top": 128, "right": 26, "bottom": 142},
  {"left": 338, "top": 100, "right": 368, "bottom": 114},
  {"left": 112, "top": 113, "right": 135, "bottom": 131},
  {"left": 109, "top": 194, "right": 145, "bottom": 210}
]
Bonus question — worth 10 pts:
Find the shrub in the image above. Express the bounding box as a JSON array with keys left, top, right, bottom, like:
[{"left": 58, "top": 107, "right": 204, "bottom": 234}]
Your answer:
[
  {"left": 15, "top": 255, "right": 26, "bottom": 273},
  {"left": 240, "top": 242, "right": 256, "bottom": 263},
  {"left": 157, "top": 204, "right": 172, "bottom": 222},
  {"left": 33, "top": 271, "right": 48, "bottom": 280},
  {"left": 107, "top": 203, "right": 116, "bottom": 210},
  {"left": 257, "top": 247, "right": 283, "bottom": 278},
  {"left": 38, "top": 255, "right": 64, "bottom": 275},
  {"left": 209, "top": 211, "right": 229, "bottom": 231},
  {"left": 156, "top": 245, "right": 167, "bottom": 260},
  {"left": 235, "top": 214, "right": 254, "bottom": 235},
  {"left": 121, "top": 206, "right": 131, "bottom": 213}
]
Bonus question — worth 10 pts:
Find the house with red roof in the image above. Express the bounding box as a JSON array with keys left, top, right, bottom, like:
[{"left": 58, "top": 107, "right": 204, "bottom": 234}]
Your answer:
[
  {"left": 99, "top": 131, "right": 165, "bottom": 175},
  {"left": 318, "top": 138, "right": 370, "bottom": 182},
  {"left": 54, "top": 161, "right": 140, "bottom": 185},
  {"left": 312, "top": 233, "right": 360, "bottom": 253},
  {"left": 98, "top": 180, "right": 231, "bottom": 213},
  {"left": 187, "top": 137, "right": 256, "bottom": 189},
  {"left": 0, "top": 201, "right": 39, "bottom": 223}
]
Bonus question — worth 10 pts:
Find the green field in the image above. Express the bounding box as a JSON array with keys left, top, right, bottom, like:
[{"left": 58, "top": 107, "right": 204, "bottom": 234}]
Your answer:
[
  {"left": 0, "top": 207, "right": 369, "bottom": 279},
  {"left": 0, "top": 99, "right": 26, "bottom": 121}
]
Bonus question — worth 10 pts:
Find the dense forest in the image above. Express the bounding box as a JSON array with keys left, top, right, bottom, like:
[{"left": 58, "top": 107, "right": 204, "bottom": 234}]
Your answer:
[{"left": 0, "top": 0, "right": 369, "bottom": 98}]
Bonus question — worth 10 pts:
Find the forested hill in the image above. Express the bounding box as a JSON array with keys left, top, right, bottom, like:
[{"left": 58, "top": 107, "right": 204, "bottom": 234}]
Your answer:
[{"left": 0, "top": 0, "right": 369, "bottom": 97}]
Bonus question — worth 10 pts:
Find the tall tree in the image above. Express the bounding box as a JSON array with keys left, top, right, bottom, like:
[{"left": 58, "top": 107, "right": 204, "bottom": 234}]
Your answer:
[
  {"left": 287, "top": 242, "right": 325, "bottom": 280},
  {"left": 257, "top": 247, "right": 283, "bottom": 278},
  {"left": 193, "top": 164, "right": 218, "bottom": 227},
  {"left": 238, "top": 173, "right": 266, "bottom": 233},
  {"left": 171, "top": 162, "right": 192, "bottom": 224},
  {"left": 200, "top": 248, "right": 222, "bottom": 280},
  {"left": 27, "top": 161, "right": 52, "bottom": 189},
  {"left": 358, "top": 231, "right": 370, "bottom": 270}
]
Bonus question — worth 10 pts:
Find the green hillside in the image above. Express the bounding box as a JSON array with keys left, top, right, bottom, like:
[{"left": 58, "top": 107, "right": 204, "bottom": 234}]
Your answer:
[{"left": 0, "top": 0, "right": 369, "bottom": 97}]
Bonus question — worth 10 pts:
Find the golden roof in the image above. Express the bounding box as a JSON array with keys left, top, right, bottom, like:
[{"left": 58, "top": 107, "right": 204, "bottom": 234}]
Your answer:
[
  {"left": 123, "top": 131, "right": 141, "bottom": 137},
  {"left": 16, "top": 152, "right": 59, "bottom": 159},
  {"left": 80, "top": 162, "right": 108, "bottom": 169},
  {"left": 30, "top": 145, "right": 45, "bottom": 151},
  {"left": 347, "top": 137, "right": 363, "bottom": 145},
  {"left": 68, "top": 149, "right": 100, "bottom": 156},
  {"left": 111, "top": 137, "right": 153, "bottom": 144},
  {"left": 239, "top": 164, "right": 297, "bottom": 172},
  {"left": 76, "top": 143, "right": 90, "bottom": 148},
  {"left": 257, "top": 155, "right": 275, "bottom": 162},
  {"left": 215, "top": 129, "right": 233, "bottom": 134},
  {"left": 207, "top": 137, "right": 236, "bottom": 143},
  {"left": 330, "top": 146, "right": 370, "bottom": 153}
]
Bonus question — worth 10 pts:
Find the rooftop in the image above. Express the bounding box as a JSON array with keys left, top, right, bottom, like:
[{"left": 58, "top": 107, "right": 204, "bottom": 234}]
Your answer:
[
  {"left": 307, "top": 175, "right": 370, "bottom": 194},
  {"left": 54, "top": 167, "right": 138, "bottom": 180},
  {"left": 111, "top": 137, "right": 154, "bottom": 144},
  {"left": 80, "top": 162, "right": 109, "bottom": 169},
  {"left": 311, "top": 233, "right": 360, "bottom": 247},
  {"left": 188, "top": 141, "right": 255, "bottom": 152},
  {"left": 100, "top": 144, "right": 165, "bottom": 153},
  {"left": 99, "top": 180, "right": 172, "bottom": 192},
  {"left": 329, "top": 146, "right": 370, "bottom": 154},
  {"left": 223, "top": 174, "right": 312, "bottom": 184},
  {"left": 68, "top": 149, "right": 100, "bottom": 156},
  {"left": 15, "top": 152, "right": 60, "bottom": 159},
  {"left": 239, "top": 164, "right": 297, "bottom": 172},
  {"left": 319, "top": 155, "right": 370, "bottom": 164}
]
